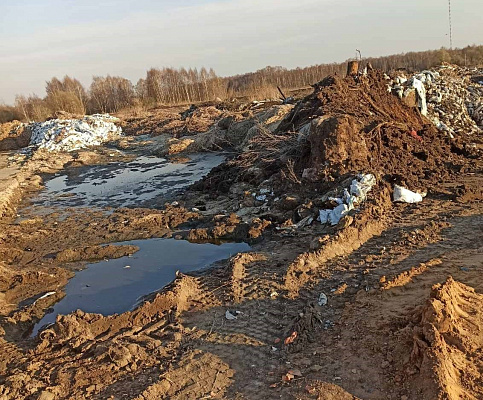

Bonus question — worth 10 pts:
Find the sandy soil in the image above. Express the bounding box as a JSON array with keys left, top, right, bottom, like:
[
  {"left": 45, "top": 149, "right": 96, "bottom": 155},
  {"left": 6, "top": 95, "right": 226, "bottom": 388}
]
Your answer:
[{"left": 0, "top": 68, "right": 482, "bottom": 400}]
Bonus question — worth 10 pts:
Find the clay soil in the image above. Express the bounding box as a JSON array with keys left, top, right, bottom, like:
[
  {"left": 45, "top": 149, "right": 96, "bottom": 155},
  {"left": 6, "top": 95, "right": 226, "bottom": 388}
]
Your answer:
[{"left": 0, "top": 70, "right": 482, "bottom": 400}]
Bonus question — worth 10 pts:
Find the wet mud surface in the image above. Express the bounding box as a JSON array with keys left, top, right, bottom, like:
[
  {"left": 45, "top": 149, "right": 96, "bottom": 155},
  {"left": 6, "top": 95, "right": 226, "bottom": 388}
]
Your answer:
[{"left": 27, "top": 153, "right": 224, "bottom": 211}]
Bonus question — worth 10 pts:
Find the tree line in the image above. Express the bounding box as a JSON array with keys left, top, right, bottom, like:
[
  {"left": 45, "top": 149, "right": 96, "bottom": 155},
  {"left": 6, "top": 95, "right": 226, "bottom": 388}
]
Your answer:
[{"left": 1, "top": 45, "right": 482, "bottom": 123}]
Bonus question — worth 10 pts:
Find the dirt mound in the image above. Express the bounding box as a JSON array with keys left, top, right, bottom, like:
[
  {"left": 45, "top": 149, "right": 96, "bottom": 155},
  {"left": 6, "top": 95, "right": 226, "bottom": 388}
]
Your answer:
[
  {"left": 280, "top": 71, "right": 473, "bottom": 189},
  {"left": 410, "top": 277, "right": 483, "bottom": 400},
  {"left": 119, "top": 106, "right": 224, "bottom": 137},
  {"left": 195, "top": 70, "right": 478, "bottom": 197},
  {"left": 0, "top": 121, "right": 31, "bottom": 151}
]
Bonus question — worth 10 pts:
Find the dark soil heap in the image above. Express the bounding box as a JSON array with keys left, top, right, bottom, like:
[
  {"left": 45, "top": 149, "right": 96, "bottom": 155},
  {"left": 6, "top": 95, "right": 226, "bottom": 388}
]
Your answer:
[{"left": 195, "top": 70, "right": 480, "bottom": 195}]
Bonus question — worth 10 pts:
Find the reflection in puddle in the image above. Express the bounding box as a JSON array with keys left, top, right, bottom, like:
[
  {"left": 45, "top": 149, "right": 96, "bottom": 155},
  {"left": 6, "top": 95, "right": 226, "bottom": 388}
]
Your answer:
[
  {"left": 34, "top": 238, "right": 250, "bottom": 335},
  {"left": 31, "top": 153, "right": 224, "bottom": 209}
]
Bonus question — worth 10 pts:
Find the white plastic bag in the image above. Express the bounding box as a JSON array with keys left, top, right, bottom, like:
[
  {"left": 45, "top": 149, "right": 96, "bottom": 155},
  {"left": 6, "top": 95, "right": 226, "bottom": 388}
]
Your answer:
[{"left": 393, "top": 185, "right": 423, "bottom": 203}]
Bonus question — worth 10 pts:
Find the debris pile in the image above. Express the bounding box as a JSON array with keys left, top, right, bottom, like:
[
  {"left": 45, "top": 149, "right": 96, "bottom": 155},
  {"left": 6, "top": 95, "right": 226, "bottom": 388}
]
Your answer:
[
  {"left": 195, "top": 67, "right": 479, "bottom": 225},
  {"left": 29, "top": 114, "right": 122, "bottom": 152},
  {"left": 391, "top": 65, "right": 483, "bottom": 137},
  {"left": 275, "top": 70, "right": 469, "bottom": 190}
]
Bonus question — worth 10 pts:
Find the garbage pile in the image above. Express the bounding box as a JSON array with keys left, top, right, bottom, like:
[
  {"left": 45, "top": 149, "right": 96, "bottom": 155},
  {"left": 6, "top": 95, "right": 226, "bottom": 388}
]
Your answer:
[
  {"left": 195, "top": 67, "right": 479, "bottom": 223},
  {"left": 318, "top": 174, "right": 376, "bottom": 225},
  {"left": 390, "top": 65, "right": 483, "bottom": 137},
  {"left": 29, "top": 114, "right": 122, "bottom": 152}
]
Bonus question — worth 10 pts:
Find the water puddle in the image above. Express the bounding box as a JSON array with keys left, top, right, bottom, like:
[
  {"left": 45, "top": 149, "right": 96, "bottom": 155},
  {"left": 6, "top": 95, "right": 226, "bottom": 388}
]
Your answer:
[
  {"left": 29, "top": 153, "right": 224, "bottom": 210},
  {"left": 33, "top": 238, "right": 249, "bottom": 335}
]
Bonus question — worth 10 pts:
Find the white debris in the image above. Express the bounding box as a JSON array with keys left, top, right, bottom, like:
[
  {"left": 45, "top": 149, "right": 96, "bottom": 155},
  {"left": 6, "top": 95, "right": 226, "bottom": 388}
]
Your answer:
[
  {"left": 393, "top": 185, "right": 424, "bottom": 203},
  {"left": 318, "top": 293, "right": 328, "bottom": 306},
  {"left": 392, "top": 66, "right": 483, "bottom": 136},
  {"left": 255, "top": 194, "right": 267, "bottom": 202},
  {"left": 32, "top": 291, "right": 56, "bottom": 305},
  {"left": 319, "top": 174, "right": 376, "bottom": 226},
  {"left": 295, "top": 215, "right": 313, "bottom": 229},
  {"left": 410, "top": 78, "right": 427, "bottom": 116},
  {"left": 225, "top": 310, "right": 242, "bottom": 320},
  {"left": 37, "top": 291, "right": 56, "bottom": 301},
  {"left": 29, "top": 114, "right": 121, "bottom": 152}
]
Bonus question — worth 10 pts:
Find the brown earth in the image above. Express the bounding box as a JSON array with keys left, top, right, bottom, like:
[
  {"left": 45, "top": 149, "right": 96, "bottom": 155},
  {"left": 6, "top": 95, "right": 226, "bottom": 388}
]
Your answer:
[{"left": 0, "top": 68, "right": 482, "bottom": 399}]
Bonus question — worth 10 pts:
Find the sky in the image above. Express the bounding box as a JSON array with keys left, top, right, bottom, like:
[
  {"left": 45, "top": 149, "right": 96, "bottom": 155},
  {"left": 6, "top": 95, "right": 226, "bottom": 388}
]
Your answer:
[{"left": 1, "top": 0, "right": 482, "bottom": 104}]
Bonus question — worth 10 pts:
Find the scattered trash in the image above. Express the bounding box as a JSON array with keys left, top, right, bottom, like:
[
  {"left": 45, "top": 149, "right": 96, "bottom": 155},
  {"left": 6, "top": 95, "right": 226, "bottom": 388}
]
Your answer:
[
  {"left": 225, "top": 310, "right": 242, "bottom": 320},
  {"left": 317, "top": 292, "right": 328, "bottom": 306},
  {"left": 270, "top": 291, "right": 279, "bottom": 298},
  {"left": 409, "top": 129, "right": 423, "bottom": 142},
  {"left": 271, "top": 346, "right": 278, "bottom": 352},
  {"left": 284, "top": 331, "right": 298, "bottom": 345},
  {"left": 29, "top": 114, "right": 121, "bottom": 152},
  {"left": 34, "top": 291, "right": 56, "bottom": 304},
  {"left": 319, "top": 174, "right": 376, "bottom": 225},
  {"left": 324, "top": 320, "right": 334, "bottom": 330},
  {"left": 393, "top": 185, "right": 424, "bottom": 203},
  {"left": 124, "top": 265, "right": 131, "bottom": 269},
  {"left": 295, "top": 215, "right": 313, "bottom": 229},
  {"left": 306, "top": 385, "right": 317, "bottom": 394}
]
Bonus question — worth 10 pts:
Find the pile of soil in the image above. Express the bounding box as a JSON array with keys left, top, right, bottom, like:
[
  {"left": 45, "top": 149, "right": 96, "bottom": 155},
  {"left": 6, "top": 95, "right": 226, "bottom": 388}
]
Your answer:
[
  {"left": 409, "top": 277, "right": 483, "bottom": 399},
  {"left": 119, "top": 106, "right": 225, "bottom": 137},
  {"left": 0, "top": 121, "right": 31, "bottom": 151},
  {"left": 195, "top": 70, "right": 479, "bottom": 195}
]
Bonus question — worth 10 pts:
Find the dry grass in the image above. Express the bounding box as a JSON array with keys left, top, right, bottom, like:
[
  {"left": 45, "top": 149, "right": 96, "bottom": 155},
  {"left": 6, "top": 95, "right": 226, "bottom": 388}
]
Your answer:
[{"left": 235, "top": 123, "right": 306, "bottom": 183}]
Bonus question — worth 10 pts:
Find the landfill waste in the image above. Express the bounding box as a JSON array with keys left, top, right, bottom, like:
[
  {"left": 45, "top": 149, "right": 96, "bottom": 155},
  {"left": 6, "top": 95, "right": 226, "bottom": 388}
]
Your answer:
[
  {"left": 282, "top": 368, "right": 302, "bottom": 382},
  {"left": 33, "top": 292, "right": 56, "bottom": 305},
  {"left": 393, "top": 185, "right": 424, "bottom": 203},
  {"left": 391, "top": 65, "right": 483, "bottom": 136},
  {"left": 253, "top": 187, "right": 273, "bottom": 202},
  {"left": 29, "top": 114, "right": 122, "bottom": 152},
  {"left": 318, "top": 174, "right": 376, "bottom": 226}
]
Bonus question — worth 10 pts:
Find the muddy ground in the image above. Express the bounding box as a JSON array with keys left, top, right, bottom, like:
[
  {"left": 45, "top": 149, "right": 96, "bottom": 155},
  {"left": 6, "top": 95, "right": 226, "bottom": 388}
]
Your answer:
[{"left": 0, "top": 68, "right": 482, "bottom": 400}]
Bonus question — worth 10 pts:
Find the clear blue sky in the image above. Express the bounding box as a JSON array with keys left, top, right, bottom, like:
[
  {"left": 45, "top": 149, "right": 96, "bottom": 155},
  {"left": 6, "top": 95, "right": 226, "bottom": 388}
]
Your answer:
[{"left": 1, "top": 0, "right": 482, "bottom": 104}]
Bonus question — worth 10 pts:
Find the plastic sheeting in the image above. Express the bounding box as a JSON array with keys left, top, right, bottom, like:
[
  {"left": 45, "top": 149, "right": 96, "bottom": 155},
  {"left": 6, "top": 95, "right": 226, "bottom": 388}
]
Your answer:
[
  {"left": 319, "top": 174, "right": 376, "bottom": 226},
  {"left": 393, "top": 185, "right": 423, "bottom": 203}
]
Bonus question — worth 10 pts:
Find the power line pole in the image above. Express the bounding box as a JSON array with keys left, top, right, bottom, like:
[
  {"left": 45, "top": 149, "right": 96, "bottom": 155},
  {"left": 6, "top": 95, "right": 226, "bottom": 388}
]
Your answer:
[{"left": 448, "top": 0, "right": 453, "bottom": 49}]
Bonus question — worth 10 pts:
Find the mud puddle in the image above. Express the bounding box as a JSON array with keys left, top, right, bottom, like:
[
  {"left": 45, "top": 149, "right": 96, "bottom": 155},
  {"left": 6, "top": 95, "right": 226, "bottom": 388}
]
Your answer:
[
  {"left": 33, "top": 238, "right": 250, "bottom": 335},
  {"left": 28, "top": 153, "right": 225, "bottom": 211}
]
